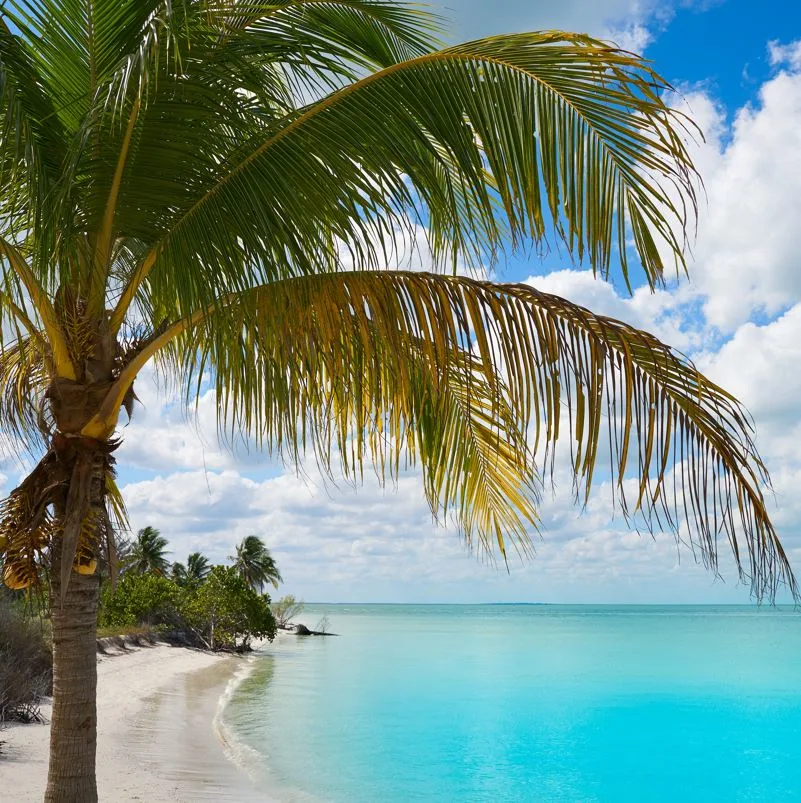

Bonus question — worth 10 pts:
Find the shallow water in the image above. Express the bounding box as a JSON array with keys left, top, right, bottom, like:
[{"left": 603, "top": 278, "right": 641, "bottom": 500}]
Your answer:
[
  {"left": 128, "top": 656, "right": 265, "bottom": 801},
  {"left": 224, "top": 605, "right": 801, "bottom": 802}
]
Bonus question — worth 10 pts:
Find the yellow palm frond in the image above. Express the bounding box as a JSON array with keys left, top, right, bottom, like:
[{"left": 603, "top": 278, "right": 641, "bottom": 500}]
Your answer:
[
  {"left": 151, "top": 271, "right": 795, "bottom": 600},
  {"left": 0, "top": 483, "right": 54, "bottom": 590},
  {"left": 0, "top": 332, "right": 51, "bottom": 451}
]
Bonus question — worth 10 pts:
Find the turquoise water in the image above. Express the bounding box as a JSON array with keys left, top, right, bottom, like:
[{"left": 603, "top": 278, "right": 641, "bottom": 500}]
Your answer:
[{"left": 224, "top": 605, "right": 801, "bottom": 801}]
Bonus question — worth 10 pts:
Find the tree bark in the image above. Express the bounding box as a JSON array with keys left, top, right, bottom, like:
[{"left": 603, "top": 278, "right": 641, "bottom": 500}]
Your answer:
[
  {"left": 44, "top": 564, "right": 100, "bottom": 803},
  {"left": 45, "top": 446, "right": 106, "bottom": 803}
]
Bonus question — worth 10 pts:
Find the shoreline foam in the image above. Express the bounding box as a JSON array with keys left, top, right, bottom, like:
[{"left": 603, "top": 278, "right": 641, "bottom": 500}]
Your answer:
[{"left": 213, "top": 652, "right": 267, "bottom": 782}]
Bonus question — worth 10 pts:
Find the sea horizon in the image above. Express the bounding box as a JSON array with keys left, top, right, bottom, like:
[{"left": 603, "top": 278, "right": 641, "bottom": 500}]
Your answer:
[{"left": 297, "top": 601, "right": 798, "bottom": 608}]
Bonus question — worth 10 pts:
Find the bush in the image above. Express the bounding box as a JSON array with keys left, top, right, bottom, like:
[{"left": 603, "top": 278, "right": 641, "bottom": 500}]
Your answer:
[
  {"left": 271, "top": 594, "right": 305, "bottom": 628},
  {"left": 99, "top": 572, "right": 182, "bottom": 629},
  {"left": 181, "top": 566, "right": 276, "bottom": 650},
  {"left": 0, "top": 595, "right": 52, "bottom": 723}
]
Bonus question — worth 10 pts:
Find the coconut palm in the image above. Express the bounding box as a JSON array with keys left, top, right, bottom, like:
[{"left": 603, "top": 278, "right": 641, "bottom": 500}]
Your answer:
[
  {"left": 127, "top": 527, "right": 170, "bottom": 576},
  {"left": 172, "top": 551, "right": 211, "bottom": 587},
  {"left": 231, "top": 535, "right": 282, "bottom": 592},
  {"left": 0, "top": 1, "right": 796, "bottom": 799}
]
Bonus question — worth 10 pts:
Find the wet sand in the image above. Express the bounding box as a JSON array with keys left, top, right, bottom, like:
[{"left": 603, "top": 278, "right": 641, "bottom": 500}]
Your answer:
[{"left": 1, "top": 642, "right": 263, "bottom": 801}]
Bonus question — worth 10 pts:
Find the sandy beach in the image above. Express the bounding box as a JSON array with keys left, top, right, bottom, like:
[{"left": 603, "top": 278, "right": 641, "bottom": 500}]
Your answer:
[{"left": 0, "top": 642, "right": 264, "bottom": 802}]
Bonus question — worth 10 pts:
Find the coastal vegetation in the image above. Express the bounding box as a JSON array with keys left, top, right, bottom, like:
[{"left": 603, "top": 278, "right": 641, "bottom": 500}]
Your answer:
[
  {"left": 99, "top": 565, "right": 276, "bottom": 651},
  {"left": 99, "top": 532, "right": 278, "bottom": 650},
  {"left": 272, "top": 595, "right": 306, "bottom": 629},
  {"left": 0, "top": 1, "right": 796, "bottom": 800}
]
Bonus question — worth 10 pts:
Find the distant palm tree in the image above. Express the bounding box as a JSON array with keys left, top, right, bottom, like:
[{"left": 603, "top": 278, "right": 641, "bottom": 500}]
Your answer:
[
  {"left": 128, "top": 527, "right": 170, "bottom": 576},
  {"left": 172, "top": 552, "right": 210, "bottom": 587},
  {"left": 187, "top": 552, "right": 211, "bottom": 583},
  {"left": 170, "top": 561, "right": 186, "bottom": 585},
  {"left": 230, "top": 536, "right": 282, "bottom": 592}
]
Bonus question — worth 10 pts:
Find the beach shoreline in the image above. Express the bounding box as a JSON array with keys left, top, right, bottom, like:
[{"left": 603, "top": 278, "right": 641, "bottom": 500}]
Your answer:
[{"left": 1, "top": 641, "right": 264, "bottom": 801}]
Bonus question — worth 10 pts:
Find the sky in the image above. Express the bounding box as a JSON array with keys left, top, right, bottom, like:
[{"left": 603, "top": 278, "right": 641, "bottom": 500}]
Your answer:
[{"left": 4, "top": 0, "right": 801, "bottom": 604}]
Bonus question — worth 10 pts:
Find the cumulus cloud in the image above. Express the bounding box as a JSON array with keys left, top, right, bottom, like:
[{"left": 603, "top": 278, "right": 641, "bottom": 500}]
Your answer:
[
  {"left": 696, "top": 303, "right": 801, "bottom": 463},
  {"left": 121, "top": 458, "right": 757, "bottom": 603},
  {"left": 523, "top": 269, "right": 700, "bottom": 351},
  {"left": 116, "top": 364, "right": 282, "bottom": 473},
  {"left": 682, "top": 57, "right": 801, "bottom": 330},
  {"left": 769, "top": 40, "right": 801, "bottom": 70},
  {"left": 605, "top": 23, "right": 653, "bottom": 53},
  {"left": 519, "top": 41, "right": 801, "bottom": 337}
]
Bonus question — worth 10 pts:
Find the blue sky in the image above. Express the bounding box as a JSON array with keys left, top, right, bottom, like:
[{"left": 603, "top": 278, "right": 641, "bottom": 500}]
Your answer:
[{"left": 6, "top": 0, "right": 800, "bottom": 604}]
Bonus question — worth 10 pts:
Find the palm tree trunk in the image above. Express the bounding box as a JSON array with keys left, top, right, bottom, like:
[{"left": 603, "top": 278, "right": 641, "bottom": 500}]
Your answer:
[
  {"left": 45, "top": 566, "right": 99, "bottom": 803},
  {"left": 45, "top": 445, "right": 106, "bottom": 803}
]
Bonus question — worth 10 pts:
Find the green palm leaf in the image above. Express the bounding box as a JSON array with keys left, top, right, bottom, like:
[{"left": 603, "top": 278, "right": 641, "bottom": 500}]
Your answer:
[
  {"left": 230, "top": 535, "right": 282, "bottom": 591},
  {"left": 0, "top": 331, "right": 50, "bottom": 450},
  {"left": 127, "top": 526, "right": 170, "bottom": 575},
  {"left": 111, "top": 30, "right": 697, "bottom": 330}
]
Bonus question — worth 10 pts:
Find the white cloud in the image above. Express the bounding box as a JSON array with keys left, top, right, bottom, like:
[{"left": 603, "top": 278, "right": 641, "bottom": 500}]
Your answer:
[
  {"left": 116, "top": 364, "right": 280, "bottom": 473},
  {"left": 681, "top": 57, "right": 801, "bottom": 330},
  {"left": 769, "top": 40, "right": 801, "bottom": 70},
  {"left": 696, "top": 303, "right": 801, "bottom": 463},
  {"left": 605, "top": 23, "right": 653, "bottom": 53},
  {"left": 120, "top": 448, "right": 777, "bottom": 604},
  {"left": 523, "top": 268, "right": 699, "bottom": 350}
]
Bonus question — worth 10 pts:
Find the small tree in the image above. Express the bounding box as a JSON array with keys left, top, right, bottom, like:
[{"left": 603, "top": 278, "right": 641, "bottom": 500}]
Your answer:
[
  {"left": 181, "top": 566, "right": 276, "bottom": 651},
  {"left": 271, "top": 595, "right": 305, "bottom": 628}
]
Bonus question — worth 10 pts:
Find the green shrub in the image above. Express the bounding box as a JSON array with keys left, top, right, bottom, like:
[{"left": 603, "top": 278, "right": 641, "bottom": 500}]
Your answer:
[
  {"left": 99, "top": 566, "right": 276, "bottom": 651},
  {"left": 181, "top": 566, "right": 276, "bottom": 650},
  {"left": 99, "top": 572, "right": 182, "bottom": 629}
]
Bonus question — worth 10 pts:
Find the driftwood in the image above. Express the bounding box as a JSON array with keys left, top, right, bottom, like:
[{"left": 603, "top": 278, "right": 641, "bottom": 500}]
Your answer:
[{"left": 293, "top": 623, "right": 337, "bottom": 636}]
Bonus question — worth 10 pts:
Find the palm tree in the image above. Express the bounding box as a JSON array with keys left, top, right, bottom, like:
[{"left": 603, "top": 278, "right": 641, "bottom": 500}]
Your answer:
[
  {"left": 172, "top": 551, "right": 210, "bottom": 587},
  {"left": 231, "top": 535, "right": 282, "bottom": 592},
  {"left": 170, "top": 561, "right": 186, "bottom": 585},
  {"left": 0, "top": 2, "right": 795, "bottom": 799},
  {"left": 127, "top": 527, "right": 170, "bottom": 576},
  {"left": 187, "top": 552, "right": 211, "bottom": 583}
]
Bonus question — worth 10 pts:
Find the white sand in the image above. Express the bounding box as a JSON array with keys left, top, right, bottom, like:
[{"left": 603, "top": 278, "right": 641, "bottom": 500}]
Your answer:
[{"left": 0, "top": 642, "right": 264, "bottom": 801}]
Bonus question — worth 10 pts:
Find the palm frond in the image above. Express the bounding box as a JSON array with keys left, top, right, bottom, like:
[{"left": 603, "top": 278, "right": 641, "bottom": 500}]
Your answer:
[
  {"left": 113, "top": 31, "right": 697, "bottom": 331},
  {"left": 209, "top": 0, "right": 442, "bottom": 92},
  {"left": 0, "top": 16, "right": 66, "bottom": 185},
  {"left": 2, "top": 0, "right": 165, "bottom": 129},
  {"left": 159, "top": 271, "right": 793, "bottom": 600},
  {"left": 410, "top": 351, "right": 542, "bottom": 561},
  {"left": 0, "top": 488, "right": 54, "bottom": 590},
  {"left": 0, "top": 333, "right": 51, "bottom": 452}
]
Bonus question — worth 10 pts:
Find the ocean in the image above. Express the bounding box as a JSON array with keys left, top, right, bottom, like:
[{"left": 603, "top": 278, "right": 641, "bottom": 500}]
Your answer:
[{"left": 221, "top": 605, "right": 801, "bottom": 802}]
